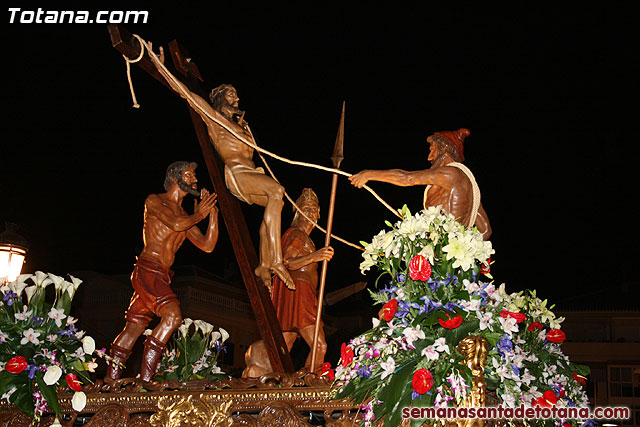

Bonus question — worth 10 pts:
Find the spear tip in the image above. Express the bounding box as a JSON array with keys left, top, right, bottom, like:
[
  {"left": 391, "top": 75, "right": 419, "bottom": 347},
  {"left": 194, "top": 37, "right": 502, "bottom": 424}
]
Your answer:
[{"left": 331, "top": 101, "right": 345, "bottom": 169}]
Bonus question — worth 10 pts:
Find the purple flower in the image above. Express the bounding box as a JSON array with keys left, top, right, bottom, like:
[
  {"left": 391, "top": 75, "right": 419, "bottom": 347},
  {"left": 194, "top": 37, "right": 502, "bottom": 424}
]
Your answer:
[
  {"left": 496, "top": 334, "right": 513, "bottom": 357},
  {"left": 380, "top": 285, "right": 398, "bottom": 296},
  {"left": 511, "top": 365, "right": 520, "bottom": 376},
  {"left": 396, "top": 301, "right": 419, "bottom": 319},
  {"left": 27, "top": 364, "right": 38, "bottom": 379},
  {"left": 418, "top": 296, "right": 441, "bottom": 315},
  {"left": 396, "top": 273, "right": 406, "bottom": 284},
  {"left": 2, "top": 291, "right": 18, "bottom": 306},
  {"left": 357, "top": 365, "right": 372, "bottom": 379}
]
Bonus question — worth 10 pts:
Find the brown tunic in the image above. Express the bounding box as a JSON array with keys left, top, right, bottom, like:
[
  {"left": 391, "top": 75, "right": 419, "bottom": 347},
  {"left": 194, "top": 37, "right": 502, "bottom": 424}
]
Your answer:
[
  {"left": 270, "top": 228, "right": 323, "bottom": 332},
  {"left": 125, "top": 257, "right": 178, "bottom": 326}
]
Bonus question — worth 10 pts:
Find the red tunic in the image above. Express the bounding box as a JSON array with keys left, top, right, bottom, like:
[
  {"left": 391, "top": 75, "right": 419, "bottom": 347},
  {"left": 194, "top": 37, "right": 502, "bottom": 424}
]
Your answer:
[
  {"left": 270, "top": 227, "right": 323, "bottom": 332},
  {"left": 124, "top": 256, "right": 178, "bottom": 326}
]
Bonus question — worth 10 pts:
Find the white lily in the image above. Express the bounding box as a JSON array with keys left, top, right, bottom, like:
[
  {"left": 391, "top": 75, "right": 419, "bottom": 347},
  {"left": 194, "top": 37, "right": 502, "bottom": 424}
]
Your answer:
[
  {"left": 211, "top": 331, "right": 221, "bottom": 344},
  {"left": 23, "top": 286, "right": 37, "bottom": 304},
  {"left": 82, "top": 336, "right": 96, "bottom": 355},
  {"left": 32, "top": 271, "right": 53, "bottom": 289},
  {"left": 8, "top": 280, "right": 28, "bottom": 298},
  {"left": 219, "top": 327, "right": 229, "bottom": 343},
  {"left": 68, "top": 274, "right": 83, "bottom": 291},
  {"left": 71, "top": 391, "right": 87, "bottom": 412},
  {"left": 50, "top": 417, "right": 62, "bottom": 427},
  {"left": 43, "top": 365, "right": 62, "bottom": 385},
  {"left": 47, "top": 273, "right": 65, "bottom": 290}
]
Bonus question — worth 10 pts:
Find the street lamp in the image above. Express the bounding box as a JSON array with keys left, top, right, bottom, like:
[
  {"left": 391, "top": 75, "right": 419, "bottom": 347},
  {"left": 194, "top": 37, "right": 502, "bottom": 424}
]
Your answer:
[{"left": 0, "top": 223, "right": 29, "bottom": 284}]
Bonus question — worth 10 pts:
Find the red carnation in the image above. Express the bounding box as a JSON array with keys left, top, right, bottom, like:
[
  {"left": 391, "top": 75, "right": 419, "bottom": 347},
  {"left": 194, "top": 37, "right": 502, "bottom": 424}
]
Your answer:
[
  {"left": 439, "top": 313, "right": 463, "bottom": 329},
  {"left": 6, "top": 356, "right": 28, "bottom": 374},
  {"left": 573, "top": 373, "right": 587, "bottom": 386},
  {"left": 500, "top": 310, "right": 526, "bottom": 323},
  {"left": 408, "top": 255, "right": 431, "bottom": 281},
  {"left": 527, "top": 322, "right": 543, "bottom": 331},
  {"left": 380, "top": 299, "right": 398, "bottom": 322},
  {"left": 320, "top": 362, "right": 335, "bottom": 381},
  {"left": 65, "top": 373, "right": 82, "bottom": 392},
  {"left": 546, "top": 329, "right": 566, "bottom": 344},
  {"left": 412, "top": 369, "right": 434, "bottom": 395},
  {"left": 340, "top": 343, "right": 354, "bottom": 368}
]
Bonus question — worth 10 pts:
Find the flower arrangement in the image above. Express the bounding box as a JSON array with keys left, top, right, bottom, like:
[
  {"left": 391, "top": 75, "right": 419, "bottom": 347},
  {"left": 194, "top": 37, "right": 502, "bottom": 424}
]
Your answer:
[
  {"left": 334, "top": 206, "right": 590, "bottom": 427},
  {"left": 154, "top": 318, "right": 229, "bottom": 382},
  {"left": 0, "top": 272, "right": 105, "bottom": 423}
]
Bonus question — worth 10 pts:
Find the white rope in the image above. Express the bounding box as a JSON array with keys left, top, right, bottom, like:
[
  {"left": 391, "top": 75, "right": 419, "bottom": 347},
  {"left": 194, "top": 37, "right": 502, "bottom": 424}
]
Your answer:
[
  {"left": 124, "top": 34, "right": 402, "bottom": 223},
  {"left": 122, "top": 38, "right": 146, "bottom": 109}
]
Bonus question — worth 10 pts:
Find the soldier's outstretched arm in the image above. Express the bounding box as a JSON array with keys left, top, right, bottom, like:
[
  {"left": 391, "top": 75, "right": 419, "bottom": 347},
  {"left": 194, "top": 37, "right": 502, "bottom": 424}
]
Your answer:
[{"left": 350, "top": 168, "right": 452, "bottom": 188}]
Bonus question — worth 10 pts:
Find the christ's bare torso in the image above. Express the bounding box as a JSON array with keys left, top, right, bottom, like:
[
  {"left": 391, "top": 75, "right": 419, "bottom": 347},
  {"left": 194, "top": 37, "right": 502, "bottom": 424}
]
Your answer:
[{"left": 206, "top": 118, "right": 255, "bottom": 169}]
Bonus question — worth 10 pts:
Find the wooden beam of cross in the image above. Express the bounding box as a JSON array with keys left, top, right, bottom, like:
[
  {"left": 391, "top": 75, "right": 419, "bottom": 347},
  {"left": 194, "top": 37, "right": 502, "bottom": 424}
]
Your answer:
[{"left": 108, "top": 24, "right": 294, "bottom": 373}]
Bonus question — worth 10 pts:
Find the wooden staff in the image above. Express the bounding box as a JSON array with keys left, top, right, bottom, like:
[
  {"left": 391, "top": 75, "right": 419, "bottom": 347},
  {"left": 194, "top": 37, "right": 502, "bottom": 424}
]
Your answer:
[{"left": 310, "top": 102, "right": 345, "bottom": 372}]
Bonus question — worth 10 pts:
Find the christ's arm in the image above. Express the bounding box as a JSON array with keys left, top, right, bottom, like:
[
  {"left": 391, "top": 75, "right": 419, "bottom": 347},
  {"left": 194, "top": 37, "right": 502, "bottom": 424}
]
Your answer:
[{"left": 147, "top": 46, "right": 224, "bottom": 123}]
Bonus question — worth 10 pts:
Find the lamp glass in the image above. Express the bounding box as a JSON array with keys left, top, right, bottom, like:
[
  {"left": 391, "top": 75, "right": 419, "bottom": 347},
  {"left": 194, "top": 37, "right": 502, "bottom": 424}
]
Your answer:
[{"left": 0, "top": 245, "right": 26, "bottom": 283}]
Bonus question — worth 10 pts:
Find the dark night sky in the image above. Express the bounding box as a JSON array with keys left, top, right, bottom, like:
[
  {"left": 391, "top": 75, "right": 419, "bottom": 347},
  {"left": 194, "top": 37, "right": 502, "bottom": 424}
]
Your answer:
[{"left": 3, "top": 4, "right": 638, "bottom": 305}]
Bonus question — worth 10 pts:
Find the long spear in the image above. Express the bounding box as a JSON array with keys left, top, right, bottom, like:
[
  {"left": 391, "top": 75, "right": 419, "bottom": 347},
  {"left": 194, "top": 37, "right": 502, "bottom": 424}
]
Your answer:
[{"left": 310, "top": 101, "right": 345, "bottom": 373}]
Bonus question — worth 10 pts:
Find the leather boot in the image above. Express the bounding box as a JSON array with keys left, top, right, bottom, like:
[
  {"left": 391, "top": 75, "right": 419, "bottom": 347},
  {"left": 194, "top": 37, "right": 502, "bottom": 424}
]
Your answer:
[
  {"left": 139, "top": 335, "right": 165, "bottom": 383},
  {"left": 105, "top": 344, "right": 132, "bottom": 381}
]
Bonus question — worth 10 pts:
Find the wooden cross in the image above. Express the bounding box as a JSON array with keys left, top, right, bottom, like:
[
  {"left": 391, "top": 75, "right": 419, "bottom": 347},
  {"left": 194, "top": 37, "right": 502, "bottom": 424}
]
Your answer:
[{"left": 108, "top": 24, "right": 294, "bottom": 373}]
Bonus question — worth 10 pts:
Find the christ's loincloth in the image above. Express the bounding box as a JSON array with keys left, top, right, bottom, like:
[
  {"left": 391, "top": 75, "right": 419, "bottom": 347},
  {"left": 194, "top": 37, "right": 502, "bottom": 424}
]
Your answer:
[
  {"left": 224, "top": 164, "right": 266, "bottom": 205},
  {"left": 124, "top": 256, "right": 178, "bottom": 326}
]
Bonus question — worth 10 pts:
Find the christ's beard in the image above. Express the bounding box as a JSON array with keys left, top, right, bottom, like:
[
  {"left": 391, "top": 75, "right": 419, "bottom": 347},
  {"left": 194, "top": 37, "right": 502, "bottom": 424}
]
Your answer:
[{"left": 178, "top": 178, "right": 200, "bottom": 196}]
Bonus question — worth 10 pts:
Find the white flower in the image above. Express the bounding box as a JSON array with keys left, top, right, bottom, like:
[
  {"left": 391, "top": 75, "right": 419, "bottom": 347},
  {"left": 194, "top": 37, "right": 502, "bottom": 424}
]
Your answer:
[
  {"left": 371, "top": 317, "right": 380, "bottom": 329},
  {"left": 477, "top": 311, "right": 494, "bottom": 331},
  {"left": 48, "top": 307, "right": 67, "bottom": 327},
  {"left": 47, "top": 334, "right": 58, "bottom": 343},
  {"left": 14, "top": 306, "right": 33, "bottom": 321},
  {"left": 44, "top": 365, "right": 62, "bottom": 385},
  {"left": 194, "top": 320, "right": 214, "bottom": 335},
  {"left": 402, "top": 326, "right": 425, "bottom": 347},
  {"left": 498, "top": 316, "right": 519, "bottom": 336},
  {"left": 1, "top": 386, "right": 17, "bottom": 402},
  {"left": 433, "top": 337, "right": 450, "bottom": 354},
  {"left": 219, "top": 328, "right": 229, "bottom": 343},
  {"left": 23, "top": 286, "right": 38, "bottom": 304},
  {"left": 82, "top": 336, "right": 96, "bottom": 355},
  {"left": 21, "top": 328, "right": 40, "bottom": 345},
  {"left": 380, "top": 356, "right": 396, "bottom": 380},
  {"left": 421, "top": 346, "right": 439, "bottom": 361},
  {"left": 68, "top": 274, "right": 83, "bottom": 291},
  {"left": 48, "top": 273, "right": 66, "bottom": 290},
  {"left": 32, "top": 271, "right": 52, "bottom": 288},
  {"left": 50, "top": 417, "right": 62, "bottom": 427},
  {"left": 211, "top": 331, "right": 221, "bottom": 344},
  {"left": 178, "top": 323, "right": 190, "bottom": 337},
  {"left": 8, "top": 280, "right": 28, "bottom": 298},
  {"left": 71, "top": 391, "right": 87, "bottom": 412},
  {"left": 86, "top": 361, "right": 98, "bottom": 373}
]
